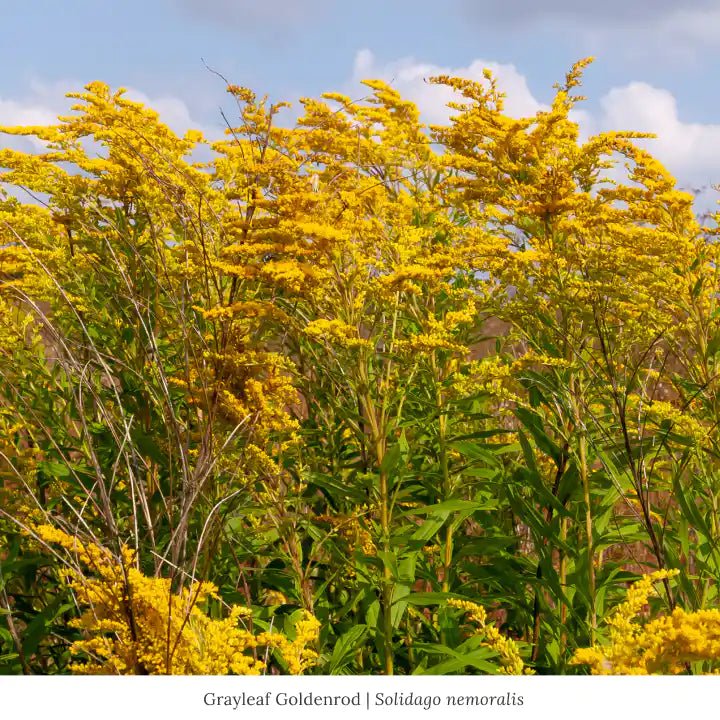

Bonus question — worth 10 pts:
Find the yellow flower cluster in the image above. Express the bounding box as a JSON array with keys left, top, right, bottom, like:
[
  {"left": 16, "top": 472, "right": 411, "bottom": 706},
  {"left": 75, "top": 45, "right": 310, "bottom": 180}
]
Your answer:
[
  {"left": 304, "top": 318, "right": 371, "bottom": 349},
  {"left": 642, "top": 399, "right": 708, "bottom": 444},
  {"left": 452, "top": 357, "right": 521, "bottom": 404},
  {"left": 272, "top": 612, "right": 322, "bottom": 675},
  {"left": 33, "top": 525, "right": 320, "bottom": 675},
  {"left": 448, "top": 598, "right": 532, "bottom": 675},
  {"left": 572, "top": 570, "right": 720, "bottom": 674}
]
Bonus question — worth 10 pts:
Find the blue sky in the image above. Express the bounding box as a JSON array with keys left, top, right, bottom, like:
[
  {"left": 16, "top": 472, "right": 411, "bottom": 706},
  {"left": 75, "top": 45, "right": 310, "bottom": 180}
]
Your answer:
[{"left": 3, "top": 0, "right": 720, "bottom": 202}]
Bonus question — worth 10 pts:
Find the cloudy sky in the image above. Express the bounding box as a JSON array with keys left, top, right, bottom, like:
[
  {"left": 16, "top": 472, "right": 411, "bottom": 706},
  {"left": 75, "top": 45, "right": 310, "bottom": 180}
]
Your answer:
[{"left": 2, "top": 0, "right": 720, "bottom": 204}]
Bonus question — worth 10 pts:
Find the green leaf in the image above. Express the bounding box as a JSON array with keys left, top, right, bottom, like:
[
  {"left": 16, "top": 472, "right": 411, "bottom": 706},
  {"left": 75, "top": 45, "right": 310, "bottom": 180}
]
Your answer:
[
  {"left": 391, "top": 584, "right": 411, "bottom": 629},
  {"left": 37, "top": 460, "right": 71, "bottom": 479},
  {"left": 380, "top": 444, "right": 402, "bottom": 475},
  {"left": 402, "top": 592, "right": 465, "bottom": 606},
  {"left": 514, "top": 407, "right": 563, "bottom": 464},
  {"left": 399, "top": 499, "right": 494, "bottom": 516},
  {"left": 328, "top": 625, "right": 368, "bottom": 673}
]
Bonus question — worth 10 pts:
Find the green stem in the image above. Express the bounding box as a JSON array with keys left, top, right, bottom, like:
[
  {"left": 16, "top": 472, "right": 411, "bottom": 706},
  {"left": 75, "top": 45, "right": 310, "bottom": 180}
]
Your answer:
[
  {"left": 580, "top": 433, "right": 595, "bottom": 637},
  {"left": 377, "top": 435, "right": 394, "bottom": 675},
  {"left": 573, "top": 377, "right": 595, "bottom": 640}
]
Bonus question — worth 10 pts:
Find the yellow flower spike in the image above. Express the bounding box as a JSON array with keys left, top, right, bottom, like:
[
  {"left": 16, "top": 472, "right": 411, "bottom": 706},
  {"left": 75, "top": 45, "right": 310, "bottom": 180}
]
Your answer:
[
  {"left": 571, "top": 570, "right": 720, "bottom": 674},
  {"left": 448, "top": 598, "right": 532, "bottom": 675}
]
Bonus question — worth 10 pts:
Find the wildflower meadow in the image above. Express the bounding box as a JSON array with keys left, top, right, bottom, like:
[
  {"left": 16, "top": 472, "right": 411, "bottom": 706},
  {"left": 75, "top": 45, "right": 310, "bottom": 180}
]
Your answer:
[{"left": 2, "top": 58, "right": 720, "bottom": 676}]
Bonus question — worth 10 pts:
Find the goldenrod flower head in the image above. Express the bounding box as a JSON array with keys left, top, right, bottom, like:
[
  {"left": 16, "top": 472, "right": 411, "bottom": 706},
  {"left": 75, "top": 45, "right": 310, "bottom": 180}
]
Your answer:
[{"left": 32, "top": 525, "right": 320, "bottom": 675}]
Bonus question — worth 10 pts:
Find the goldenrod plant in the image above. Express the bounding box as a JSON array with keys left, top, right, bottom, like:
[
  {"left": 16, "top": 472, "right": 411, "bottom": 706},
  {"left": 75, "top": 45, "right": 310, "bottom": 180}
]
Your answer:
[{"left": 1, "top": 59, "right": 719, "bottom": 674}]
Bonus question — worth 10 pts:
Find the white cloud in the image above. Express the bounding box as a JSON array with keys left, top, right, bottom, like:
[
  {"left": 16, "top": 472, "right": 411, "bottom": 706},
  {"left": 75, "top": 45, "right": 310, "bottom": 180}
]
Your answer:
[
  {"left": 0, "top": 80, "right": 74, "bottom": 151},
  {"left": 0, "top": 99, "right": 56, "bottom": 129},
  {"left": 593, "top": 82, "right": 720, "bottom": 198},
  {"left": 0, "top": 100, "right": 58, "bottom": 152},
  {"left": 122, "top": 88, "right": 212, "bottom": 138},
  {"left": 350, "top": 49, "right": 545, "bottom": 124}
]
